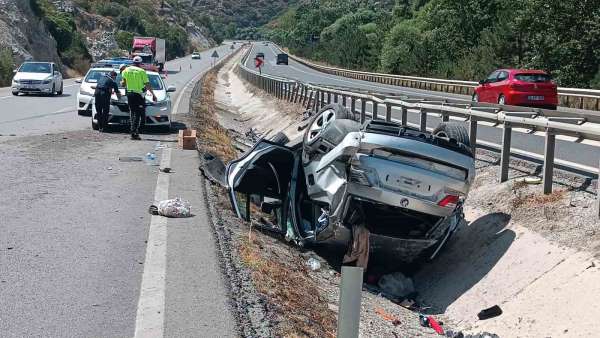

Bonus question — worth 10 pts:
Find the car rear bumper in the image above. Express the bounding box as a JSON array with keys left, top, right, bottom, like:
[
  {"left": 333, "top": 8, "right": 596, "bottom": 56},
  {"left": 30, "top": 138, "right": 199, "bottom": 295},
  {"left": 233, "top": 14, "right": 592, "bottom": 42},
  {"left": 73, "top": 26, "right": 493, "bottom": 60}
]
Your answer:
[{"left": 507, "top": 91, "right": 558, "bottom": 106}]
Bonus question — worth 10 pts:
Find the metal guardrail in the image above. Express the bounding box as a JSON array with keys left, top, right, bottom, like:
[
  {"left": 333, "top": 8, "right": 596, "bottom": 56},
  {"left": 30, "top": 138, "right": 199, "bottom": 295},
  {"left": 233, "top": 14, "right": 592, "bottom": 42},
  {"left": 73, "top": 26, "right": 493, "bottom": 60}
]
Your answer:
[
  {"left": 267, "top": 44, "right": 600, "bottom": 112},
  {"left": 237, "top": 46, "right": 600, "bottom": 197}
]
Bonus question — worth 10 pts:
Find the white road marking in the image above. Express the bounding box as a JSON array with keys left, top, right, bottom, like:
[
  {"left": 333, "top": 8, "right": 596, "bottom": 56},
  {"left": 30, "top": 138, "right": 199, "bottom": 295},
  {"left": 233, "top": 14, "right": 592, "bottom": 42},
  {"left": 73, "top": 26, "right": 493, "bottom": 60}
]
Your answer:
[
  {"left": 171, "top": 69, "right": 206, "bottom": 115},
  {"left": 134, "top": 148, "right": 171, "bottom": 338}
]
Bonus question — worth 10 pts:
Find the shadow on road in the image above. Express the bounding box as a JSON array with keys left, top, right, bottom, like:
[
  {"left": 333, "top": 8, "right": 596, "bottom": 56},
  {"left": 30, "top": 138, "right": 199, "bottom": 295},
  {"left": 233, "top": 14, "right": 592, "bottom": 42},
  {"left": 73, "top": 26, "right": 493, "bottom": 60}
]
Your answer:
[{"left": 413, "top": 212, "right": 514, "bottom": 313}]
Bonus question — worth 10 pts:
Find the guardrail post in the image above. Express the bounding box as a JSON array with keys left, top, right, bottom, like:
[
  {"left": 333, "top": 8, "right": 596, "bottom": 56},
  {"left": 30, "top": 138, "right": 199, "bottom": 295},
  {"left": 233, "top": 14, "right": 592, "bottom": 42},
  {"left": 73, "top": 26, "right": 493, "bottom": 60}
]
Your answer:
[
  {"left": 320, "top": 91, "right": 325, "bottom": 108},
  {"left": 419, "top": 108, "right": 427, "bottom": 132},
  {"left": 499, "top": 123, "right": 512, "bottom": 183},
  {"left": 442, "top": 114, "right": 449, "bottom": 122},
  {"left": 337, "top": 266, "right": 363, "bottom": 338},
  {"left": 385, "top": 103, "right": 392, "bottom": 122},
  {"left": 293, "top": 85, "right": 300, "bottom": 103},
  {"left": 360, "top": 99, "right": 366, "bottom": 124},
  {"left": 334, "top": 93, "right": 338, "bottom": 103},
  {"left": 597, "top": 159, "right": 600, "bottom": 219},
  {"left": 303, "top": 89, "right": 311, "bottom": 107},
  {"left": 543, "top": 129, "right": 556, "bottom": 194},
  {"left": 469, "top": 118, "right": 478, "bottom": 153},
  {"left": 401, "top": 107, "right": 408, "bottom": 126},
  {"left": 351, "top": 97, "right": 356, "bottom": 116},
  {"left": 327, "top": 92, "right": 332, "bottom": 104},
  {"left": 372, "top": 101, "right": 378, "bottom": 120},
  {"left": 342, "top": 95, "right": 347, "bottom": 107},
  {"left": 311, "top": 91, "right": 318, "bottom": 112}
]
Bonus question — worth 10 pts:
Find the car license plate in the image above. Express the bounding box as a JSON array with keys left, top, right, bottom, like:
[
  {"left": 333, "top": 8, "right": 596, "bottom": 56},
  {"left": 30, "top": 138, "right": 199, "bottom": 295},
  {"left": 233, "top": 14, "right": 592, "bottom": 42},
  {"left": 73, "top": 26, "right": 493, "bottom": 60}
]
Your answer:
[{"left": 528, "top": 95, "right": 544, "bottom": 101}]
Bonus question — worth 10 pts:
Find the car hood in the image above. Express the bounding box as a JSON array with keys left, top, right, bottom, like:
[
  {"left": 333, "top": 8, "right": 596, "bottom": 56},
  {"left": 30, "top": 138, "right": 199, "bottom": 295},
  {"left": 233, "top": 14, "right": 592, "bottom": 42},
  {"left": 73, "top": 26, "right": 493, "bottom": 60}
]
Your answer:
[
  {"left": 111, "top": 89, "right": 168, "bottom": 102},
  {"left": 14, "top": 72, "right": 53, "bottom": 81}
]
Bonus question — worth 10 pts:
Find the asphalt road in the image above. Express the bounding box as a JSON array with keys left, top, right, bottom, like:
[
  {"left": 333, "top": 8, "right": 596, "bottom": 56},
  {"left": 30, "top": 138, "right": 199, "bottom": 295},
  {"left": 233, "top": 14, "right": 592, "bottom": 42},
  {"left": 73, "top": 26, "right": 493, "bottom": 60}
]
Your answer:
[
  {"left": 248, "top": 43, "right": 600, "bottom": 173},
  {"left": 0, "top": 44, "right": 238, "bottom": 337}
]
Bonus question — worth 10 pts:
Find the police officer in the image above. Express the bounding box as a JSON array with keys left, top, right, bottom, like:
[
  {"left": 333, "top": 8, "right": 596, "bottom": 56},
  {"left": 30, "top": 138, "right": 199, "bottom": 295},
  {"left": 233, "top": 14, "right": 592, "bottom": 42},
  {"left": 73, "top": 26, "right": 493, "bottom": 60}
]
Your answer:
[
  {"left": 121, "top": 56, "right": 157, "bottom": 140},
  {"left": 94, "top": 70, "right": 121, "bottom": 132}
]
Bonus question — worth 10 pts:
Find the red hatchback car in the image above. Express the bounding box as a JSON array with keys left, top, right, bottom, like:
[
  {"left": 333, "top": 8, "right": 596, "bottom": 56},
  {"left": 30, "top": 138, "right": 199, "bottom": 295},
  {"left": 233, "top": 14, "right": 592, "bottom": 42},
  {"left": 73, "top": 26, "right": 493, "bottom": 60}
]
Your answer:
[{"left": 473, "top": 69, "right": 558, "bottom": 110}]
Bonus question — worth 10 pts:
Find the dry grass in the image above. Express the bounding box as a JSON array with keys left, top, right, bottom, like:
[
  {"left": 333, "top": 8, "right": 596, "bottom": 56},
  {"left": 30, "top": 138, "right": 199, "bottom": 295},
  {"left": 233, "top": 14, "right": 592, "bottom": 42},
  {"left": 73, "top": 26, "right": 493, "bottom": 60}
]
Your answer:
[
  {"left": 192, "top": 70, "right": 237, "bottom": 162},
  {"left": 239, "top": 234, "right": 337, "bottom": 338},
  {"left": 512, "top": 188, "right": 567, "bottom": 209}
]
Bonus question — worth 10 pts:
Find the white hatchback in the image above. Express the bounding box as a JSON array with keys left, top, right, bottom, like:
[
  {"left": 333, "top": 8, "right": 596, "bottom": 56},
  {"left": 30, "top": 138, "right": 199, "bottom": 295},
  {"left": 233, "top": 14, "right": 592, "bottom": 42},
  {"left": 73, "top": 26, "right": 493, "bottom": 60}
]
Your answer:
[
  {"left": 91, "top": 71, "right": 176, "bottom": 131},
  {"left": 12, "top": 62, "right": 63, "bottom": 96}
]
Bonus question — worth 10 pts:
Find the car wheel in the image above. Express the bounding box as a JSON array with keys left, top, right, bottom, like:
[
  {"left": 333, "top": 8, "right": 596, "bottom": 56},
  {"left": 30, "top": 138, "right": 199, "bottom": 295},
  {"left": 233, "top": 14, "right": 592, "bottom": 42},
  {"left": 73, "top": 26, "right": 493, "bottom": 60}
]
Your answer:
[
  {"left": 269, "top": 131, "right": 289, "bottom": 145},
  {"left": 498, "top": 94, "right": 505, "bottom": 105},
  {"left": 92, "top": 120, "right": 99, "bottom": 130},
  {"left": 472, "top": 93, "right": 479, "bottom": 102},
  {"left": 57, "top": 83, "right": 63, "bottom": 95},
  {"left": 433, "top": 122, "right": 471, "bottom": 148},
  {"left": 50, "top": 84, "right": 56, "bottom": 96},
  {"left": 12, "top": 91, "right": 18, "bottom": 96},
  {"left": 302, "top": 103, "right": 359, "bottom": 159}
]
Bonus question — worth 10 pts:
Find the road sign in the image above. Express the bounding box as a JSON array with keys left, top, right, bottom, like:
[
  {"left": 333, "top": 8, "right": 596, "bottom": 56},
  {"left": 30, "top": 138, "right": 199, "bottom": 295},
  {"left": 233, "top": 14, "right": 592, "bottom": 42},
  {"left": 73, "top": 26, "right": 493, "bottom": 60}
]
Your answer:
[{"left": 211, "top": 50, "right": 219, "bottom": 58}]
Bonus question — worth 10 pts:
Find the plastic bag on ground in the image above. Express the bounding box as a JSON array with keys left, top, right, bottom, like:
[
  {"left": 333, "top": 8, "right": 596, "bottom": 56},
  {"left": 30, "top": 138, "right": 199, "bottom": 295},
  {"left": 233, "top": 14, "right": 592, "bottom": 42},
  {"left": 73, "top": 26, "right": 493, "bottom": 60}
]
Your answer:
[
  {"left": 149, "top": 198, "right": 192, "bottom": 218},
  {"left": 377, "top": 272, "right": 415, "bottom": 299},
  {"left": 306, "top": 257, "right": 321, "bottom": 271}
]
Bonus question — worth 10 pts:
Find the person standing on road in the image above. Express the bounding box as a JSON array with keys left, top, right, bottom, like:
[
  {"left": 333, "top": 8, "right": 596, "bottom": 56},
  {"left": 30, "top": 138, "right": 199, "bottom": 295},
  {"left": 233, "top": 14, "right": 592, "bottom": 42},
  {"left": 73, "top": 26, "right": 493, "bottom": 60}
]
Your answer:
[
  {"left": 121, "top": 56, "right": 157, "bottom": 140},
  {"left": 94, "top": 70, "right": 121, "bottom": 132}
]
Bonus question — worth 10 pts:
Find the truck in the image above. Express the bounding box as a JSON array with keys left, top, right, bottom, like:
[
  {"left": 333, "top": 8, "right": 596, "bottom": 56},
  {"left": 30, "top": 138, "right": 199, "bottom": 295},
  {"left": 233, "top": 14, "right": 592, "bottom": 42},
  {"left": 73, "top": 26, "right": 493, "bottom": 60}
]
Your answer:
[{"left": 131, "top": 37, "right": 166, "bottom": 72}]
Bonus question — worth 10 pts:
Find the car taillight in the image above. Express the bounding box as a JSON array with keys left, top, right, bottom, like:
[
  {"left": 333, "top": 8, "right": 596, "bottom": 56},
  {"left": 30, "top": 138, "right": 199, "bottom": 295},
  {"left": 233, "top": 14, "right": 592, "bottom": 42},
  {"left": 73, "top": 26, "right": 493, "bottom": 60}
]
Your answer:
[{"left": 438, "top": 194, "right": 460, "bottom": 208}]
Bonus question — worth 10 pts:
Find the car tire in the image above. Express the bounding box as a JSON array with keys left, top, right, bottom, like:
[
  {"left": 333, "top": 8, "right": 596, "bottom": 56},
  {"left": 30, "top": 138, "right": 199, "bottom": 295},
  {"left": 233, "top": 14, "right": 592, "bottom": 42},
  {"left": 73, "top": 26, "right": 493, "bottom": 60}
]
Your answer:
[
  {"left": 433, "top": 122, "right": 471, "bottom": 148},
  {"left": 12, "top": 91, "right": 18, "bottom": 96},
  {"left": 269, "top": 131, "right": 289, "bottom": 145},
  {"left": 50, "top": 84, "right": 56, "bottom": 97},
  {"left": 498, "top": 94, "right": 505, "bottom": 105},
  {"left": 92, "top": 120, "right": 99, "bottom": 130},
  {"left": 302, "top": 103, "right": 358, "bottom": 159},
  {"left": 57, "top": 83, "right": 63, "bottom": 95}
]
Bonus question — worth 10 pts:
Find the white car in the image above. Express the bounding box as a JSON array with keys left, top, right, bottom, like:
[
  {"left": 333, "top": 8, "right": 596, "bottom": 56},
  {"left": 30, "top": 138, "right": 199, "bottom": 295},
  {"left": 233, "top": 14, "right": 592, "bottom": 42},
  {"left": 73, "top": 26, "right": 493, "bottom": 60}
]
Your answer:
[
  {"left": 191, "top": 52, "right": 201, "bottom": 59},
  {"left": 76, "top": 67, "right": 114, "bottom": 115},
  {"left": 12, "top": 62, "right": 63, "bottom": 96},
  {"left": 91, "top": 71, "right": 176, "bottom": 131}
]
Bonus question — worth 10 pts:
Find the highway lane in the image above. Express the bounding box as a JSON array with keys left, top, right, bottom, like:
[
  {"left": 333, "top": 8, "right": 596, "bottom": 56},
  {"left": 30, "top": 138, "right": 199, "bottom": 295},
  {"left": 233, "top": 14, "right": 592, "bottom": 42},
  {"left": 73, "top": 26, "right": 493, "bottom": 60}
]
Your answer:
[
  {"left": 0, "top": 44, "right": 235, "bottom": 137},
  {"left": 0, "top": 44, "right": 239, "bottom": 337},
  {"left": 248, "top": 43, "right": 600, "bottom": 173}
]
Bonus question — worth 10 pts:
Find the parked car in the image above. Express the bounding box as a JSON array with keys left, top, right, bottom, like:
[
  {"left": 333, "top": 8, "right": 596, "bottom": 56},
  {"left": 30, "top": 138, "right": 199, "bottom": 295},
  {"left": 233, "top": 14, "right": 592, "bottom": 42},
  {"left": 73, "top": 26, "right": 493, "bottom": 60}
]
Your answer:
[
  {"left": 473, "top": 69, "right": 558, "bottom": 110},
  {"left": 256, "top": 52, "right": 265, "bottom": 59},
  {"left": 191, "top": 52, "right": 201, "bottom": 59},
  {"left": 226, "top": 104, "right": 475, "bottom": 263},
  {"left": 11, "top": 62, "right": 63, "bottom": 96},
  {"left": 276, "top": 53, "right": 288, "bottom": 65},
  {"left": 76, "top": 67, "right": 115, "bottom": 115},
  {"left": 90, "top": 71, "right": 176, "bottom": 131}
]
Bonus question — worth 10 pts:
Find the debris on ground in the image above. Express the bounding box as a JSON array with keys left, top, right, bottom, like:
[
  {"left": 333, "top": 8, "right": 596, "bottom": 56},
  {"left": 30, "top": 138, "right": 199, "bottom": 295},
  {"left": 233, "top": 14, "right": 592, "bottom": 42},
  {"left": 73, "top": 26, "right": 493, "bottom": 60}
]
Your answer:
[
  {"left": 378, "top": 272, "right": 416, "bottom": 299},
  {"left": 160, "top": 167, "right": 171, "bottom": 173},
  {"left": 118, "top": 156, "right": 143, "bottom": 162},
  {"left": 306, "top": 257, "right": 322, "bottom": 271},
  {"left": 374, "top": 307, "right": 401, "bottom": 326},
  {"left": 477, "top": 305, "right": 503, "bottom": 320},
  {"left": 149, "top": 197, "right": 192, "bottom": 218},
  {"left": 419, "top": 314, "right": 445, "bottom": 335},
  {"left": 198, "top": 152, "right": 227, "bottom": 187}
]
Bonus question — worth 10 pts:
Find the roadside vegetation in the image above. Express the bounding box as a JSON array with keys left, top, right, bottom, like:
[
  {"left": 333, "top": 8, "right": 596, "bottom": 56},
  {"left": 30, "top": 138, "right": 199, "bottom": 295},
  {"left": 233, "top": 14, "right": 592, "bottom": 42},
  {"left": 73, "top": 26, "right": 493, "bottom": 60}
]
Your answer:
[
  {"left": 0, "top": 48, "right": 14, "bottom": 87},
  {"left": 30, "top": 0, "right": 92, "bottom": 74},
  {"left": 264, "top": 0, "right": 600, "bottom": 89}
]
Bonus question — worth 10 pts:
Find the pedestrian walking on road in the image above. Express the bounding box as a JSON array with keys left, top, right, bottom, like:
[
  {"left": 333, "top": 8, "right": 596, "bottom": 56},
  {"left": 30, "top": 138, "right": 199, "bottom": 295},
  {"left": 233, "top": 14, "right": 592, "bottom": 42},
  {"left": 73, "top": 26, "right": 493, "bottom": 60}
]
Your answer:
[
  {"left": 121, "top": 56, "right": 157, "bottom": 140},
  {"left": 94, "top": 70, "right": 121, "bottom": 132}
]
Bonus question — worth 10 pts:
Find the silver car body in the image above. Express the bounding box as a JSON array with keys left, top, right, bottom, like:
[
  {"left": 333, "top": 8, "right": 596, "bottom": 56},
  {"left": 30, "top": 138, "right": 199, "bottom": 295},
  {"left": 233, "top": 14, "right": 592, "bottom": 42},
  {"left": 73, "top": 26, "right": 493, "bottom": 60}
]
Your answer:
[
  {"left": 12, "top": 62, "right": 63, "bottom": 95},
  {"left": 77, "top": 67, "right": 114, "bottom": 114},
  {"left": 227, "top": 119, "right": 475, "bottom": 262}
]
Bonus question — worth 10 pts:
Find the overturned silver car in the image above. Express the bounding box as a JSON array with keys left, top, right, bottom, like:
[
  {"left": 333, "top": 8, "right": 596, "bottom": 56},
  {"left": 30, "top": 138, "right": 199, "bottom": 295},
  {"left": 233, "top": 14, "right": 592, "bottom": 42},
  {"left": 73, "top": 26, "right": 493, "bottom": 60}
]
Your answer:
[{"left": 226, "top": 103, "right": 475, "bottom": 263}]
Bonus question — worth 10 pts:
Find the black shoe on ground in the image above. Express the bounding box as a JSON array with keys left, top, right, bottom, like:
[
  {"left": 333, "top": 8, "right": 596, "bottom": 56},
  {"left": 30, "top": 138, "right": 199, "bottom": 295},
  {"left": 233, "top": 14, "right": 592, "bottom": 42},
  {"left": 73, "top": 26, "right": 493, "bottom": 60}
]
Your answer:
[
  {"left": 133, "top": 134, "right": 141, "bottom": 140},
  {"left": 131, "top": 134, "right": 137, "bottom": 140}
]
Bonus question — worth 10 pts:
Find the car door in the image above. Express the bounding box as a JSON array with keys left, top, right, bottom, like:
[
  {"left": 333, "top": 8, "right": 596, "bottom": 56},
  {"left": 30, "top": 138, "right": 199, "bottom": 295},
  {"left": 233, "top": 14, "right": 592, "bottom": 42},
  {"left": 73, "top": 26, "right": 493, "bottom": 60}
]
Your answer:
[
  {"left": 480, "top": 71, "right": 499, "bottom": 102},
  {"left": 226, "top": 140, "right": 296, "bottom": 221},
  {"left": 491, "top": 70, "right": 509, "bottom": 103}
]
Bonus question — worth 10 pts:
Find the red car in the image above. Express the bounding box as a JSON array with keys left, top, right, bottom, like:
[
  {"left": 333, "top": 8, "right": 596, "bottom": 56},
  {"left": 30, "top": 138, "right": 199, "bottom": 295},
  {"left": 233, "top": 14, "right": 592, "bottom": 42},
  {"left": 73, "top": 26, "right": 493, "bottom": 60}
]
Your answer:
[{"left": 473, "top": 69, "right": 558, "bottom": 110}]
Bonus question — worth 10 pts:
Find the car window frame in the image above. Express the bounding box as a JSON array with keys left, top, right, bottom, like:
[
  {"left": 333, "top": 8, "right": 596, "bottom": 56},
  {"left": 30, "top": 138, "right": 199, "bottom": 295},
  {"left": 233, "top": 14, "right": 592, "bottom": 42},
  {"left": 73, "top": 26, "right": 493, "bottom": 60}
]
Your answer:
[
  {"left": 485, "top": 71, "right": 500, "bottom": 83},
  {"left": 497, "top": 71, "right": 509, "bottom": 82}
]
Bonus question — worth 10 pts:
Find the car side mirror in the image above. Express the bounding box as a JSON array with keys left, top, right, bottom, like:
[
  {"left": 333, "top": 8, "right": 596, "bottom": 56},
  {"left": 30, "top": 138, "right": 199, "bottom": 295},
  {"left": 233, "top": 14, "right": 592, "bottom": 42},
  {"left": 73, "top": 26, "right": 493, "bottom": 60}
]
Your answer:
[
  {"left": 478, "top": 79, "right": 486, "bottom": 85},
  {"left": 75, "top": 78, "right": 82, "bottom": 84},
  {"left": 54, "top": 71, "right": 60, "bottom": 76},
  {"left": 13, "top": 69, "right": 18, "bottom": 74},
  {"left": 166, "top": 85, "right": 176, "bottom": 92}
]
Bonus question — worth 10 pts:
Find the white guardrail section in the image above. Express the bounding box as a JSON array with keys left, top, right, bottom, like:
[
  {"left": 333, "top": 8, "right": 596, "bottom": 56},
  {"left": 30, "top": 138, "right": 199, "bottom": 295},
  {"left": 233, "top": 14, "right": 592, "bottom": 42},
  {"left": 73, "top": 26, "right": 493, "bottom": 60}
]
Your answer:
[
  {"left": 237, "top": 46, "right": 600, "bottom": 199},
  {"left": 263, "top": 43, "right": 600, "bottom": 112}
]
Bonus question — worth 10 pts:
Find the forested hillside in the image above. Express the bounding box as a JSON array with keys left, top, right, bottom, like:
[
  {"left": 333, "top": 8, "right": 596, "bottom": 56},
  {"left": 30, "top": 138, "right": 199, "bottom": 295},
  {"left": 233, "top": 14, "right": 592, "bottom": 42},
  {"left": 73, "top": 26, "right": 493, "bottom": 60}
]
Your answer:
[{"left": 264, "top": 0, "right": 600, "bottom": 88}]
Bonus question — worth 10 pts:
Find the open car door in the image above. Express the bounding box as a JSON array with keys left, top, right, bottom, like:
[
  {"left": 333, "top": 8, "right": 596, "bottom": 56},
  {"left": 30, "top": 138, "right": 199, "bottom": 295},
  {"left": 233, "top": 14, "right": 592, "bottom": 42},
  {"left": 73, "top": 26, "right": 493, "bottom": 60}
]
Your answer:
[{"left": 226, "top": 140, "right": 295, "bottom": 222}]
